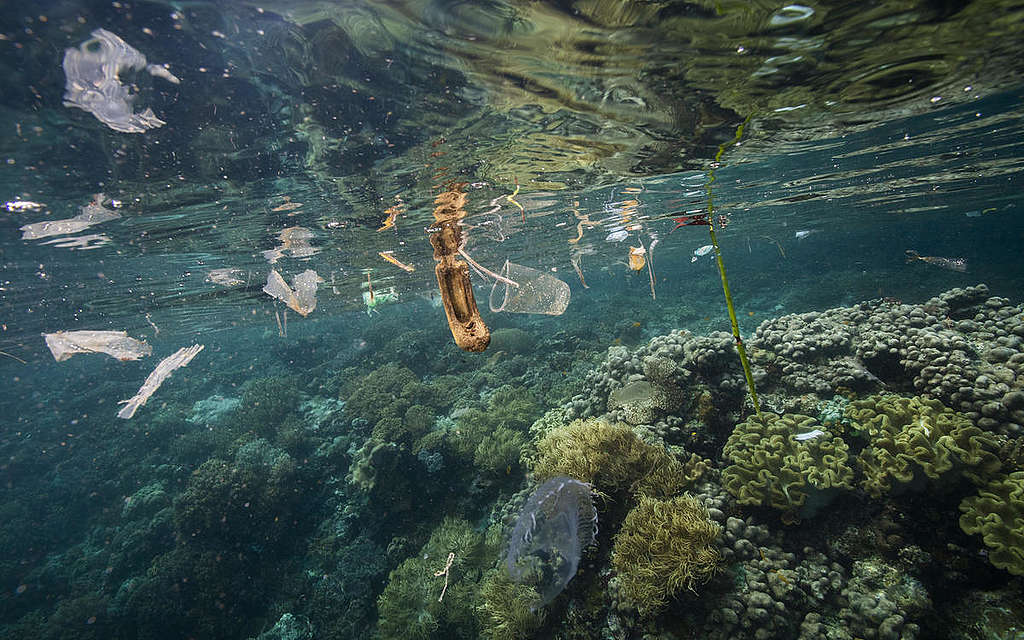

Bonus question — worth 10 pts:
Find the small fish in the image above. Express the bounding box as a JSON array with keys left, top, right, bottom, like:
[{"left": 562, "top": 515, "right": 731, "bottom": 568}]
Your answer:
[
  {"left": 794, "top": 229, "right": 816, "bottom": 239},
  {"left": 905, "top": 250, "right": 967, "bottom": 273},
  {"left": 670, "top": 213, "right": 709, "bottom": 232},
  {"left": 694, "top": 244, "right": 714, "bottom": 256},
  {"left": 794, "top": 429, "right": 826, "bottom": 441}
]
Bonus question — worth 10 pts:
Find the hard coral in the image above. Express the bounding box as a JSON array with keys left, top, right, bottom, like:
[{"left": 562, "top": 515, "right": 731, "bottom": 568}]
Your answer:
[
  {"left": 611, "top": 494, "right": 721, "bottom": 618},
  {"left": 607, "top": 379, "right": 682, "bottom": 425},
  {"left": 722, "top": 413, "right": 854, "bottom": 518}
]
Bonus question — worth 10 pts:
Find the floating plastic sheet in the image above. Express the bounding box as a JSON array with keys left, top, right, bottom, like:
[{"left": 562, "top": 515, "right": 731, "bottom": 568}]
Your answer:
[
  {"left": 20, "top": 195, "right": 120, "bottom": 240},
  {"left": 205, "top": 268, "right": 246, "bottom": 287},
  {"left": 263, "top": 269, "right": 320, "bottom": 316},
  {"left": 62, "top": 28, "right": 180, "bottom": 133},
  {"left": 118, "top": 344, "right": 204, "bottom": 419},
  {"left": 489, "top": 261, "right": 570, "bottom": 316},
  {"left": 262, "top": 226, "right": 318, "bottom": 264},
  {"left": 43, "top": 330, "right": 152, "bottom": 362}
]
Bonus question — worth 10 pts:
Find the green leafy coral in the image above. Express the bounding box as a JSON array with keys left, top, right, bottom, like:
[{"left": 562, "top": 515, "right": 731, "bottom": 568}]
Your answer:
[
  {"left": 610, "top": 494, "right": 721, "bottom": 618},
  {"left": 847, "top": 394, "right": 1002, "bottom": 497},
  {"left": 531, "top": 418, "right": 698, "bottom": 499},
  {"left": 722, "top": 413, "right": 854, "bottom": 518},
  {"left": 959, "top": 471, "right": 1024, "bottom": 576}
]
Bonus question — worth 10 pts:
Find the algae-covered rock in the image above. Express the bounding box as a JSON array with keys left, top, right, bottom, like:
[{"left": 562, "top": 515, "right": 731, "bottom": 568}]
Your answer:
[
  {"left": 959, "top": 471, "right": 1024, "bottom": 575},
  {"left": 848, "top": 394, "right": 1002, "bottom": 497},
  {"left": 607, "top": 380, "right": 682, "bottom": 425},
  {"left": 722, "top": 413, "right": 854, "bottom": 518},
  {"left": 610, "top": 494, "right": 721, "bottom": 618}
]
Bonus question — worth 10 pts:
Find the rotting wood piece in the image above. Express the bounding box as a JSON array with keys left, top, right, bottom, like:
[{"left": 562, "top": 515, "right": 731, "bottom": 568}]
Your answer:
[{"left": 430, "top": 185, "right": 490, "bottom": 352}]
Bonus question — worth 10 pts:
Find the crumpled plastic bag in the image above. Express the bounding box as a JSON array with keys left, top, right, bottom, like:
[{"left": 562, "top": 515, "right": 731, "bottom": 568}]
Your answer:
[{"left": 62, "top": 28, "right": 180, "bottom": 133}]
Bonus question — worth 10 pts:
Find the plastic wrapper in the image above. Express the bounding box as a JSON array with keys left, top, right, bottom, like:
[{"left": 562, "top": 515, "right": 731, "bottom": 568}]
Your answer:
[
  {"left": 62, "top": 28, "right": 180, "bottom": 133},
  {"left": 21, "top": 196, "right": 120, "bottom": 240},
  {"left": 117, "top": 344, "right": 204, "bottom": 419},
  {"left": 263, "top": 269, "right": 320, "bottom": 316},
  {"left": 43, "top": 330, "right": 152, "bottom": 362}
]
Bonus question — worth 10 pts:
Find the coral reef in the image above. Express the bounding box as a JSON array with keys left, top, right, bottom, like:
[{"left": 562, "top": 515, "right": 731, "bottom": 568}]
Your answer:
[
  {"left": 376, "top": 518, "right": 486, "bottom": 640},
  {"left": 722, "top": 412, "right": 855, "bottom": 518},
  {"left": 476, "top": 571, "right": 546, "bottom": 640},
  {"left": 959, "top": 471, "right": 1024, "bottom": 575},
  {"left": 752, "top": 284, "right": 1024, "bottom": 435},
  {"left": 848, "top": 394, "right": 1003, "bottom": 497},
  {"left": 530, "top": 417, "right": 698, "bottom": 499},
  {"left": 610, "top": 494, "right": 721, "bottom": 617}
]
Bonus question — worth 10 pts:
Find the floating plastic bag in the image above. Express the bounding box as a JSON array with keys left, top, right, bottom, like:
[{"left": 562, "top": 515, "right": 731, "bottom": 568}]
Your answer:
[
  {"left": 489, "top": 260, "right": 570, "bottom": 316},
  {"left": 263, "top": 269, "right": 320, "bottom": 316},
  {"left": 43, "top": 330, "right": 151, "bottom": 362},
  {"left": 62, "top": 29, "right": 180, "bottom": 133},
  {"left": 118, "top": 344, "right": 204, "bottom": 419}
]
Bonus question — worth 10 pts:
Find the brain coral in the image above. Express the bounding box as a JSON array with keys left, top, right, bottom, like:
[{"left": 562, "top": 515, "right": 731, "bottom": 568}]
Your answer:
[
  {"left": 959, "top": 471, "right": 1024, "bottom": 575},
  {"left": 847, "top": 394, "right": 1002, "bottom": 497},
  {"left": 722, "top": 413, "right": 854, "bottom": 518}
]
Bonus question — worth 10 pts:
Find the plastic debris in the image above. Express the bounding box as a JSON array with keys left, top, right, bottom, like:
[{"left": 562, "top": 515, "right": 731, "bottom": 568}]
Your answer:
[
  {"left": 378, "top": 250, "right": 415, "bottom": 272},
  {"left": 62, "top": 28, "right": 180, "bottom": 133},
  {"left": 489, "top": 260, "right": 570, "bottom": 316},
  {"left": 262, "top": 226, "right": 317, "bottom": 263},
  {"left": 3, "top": 200, "right": 45, "bottom": 213},
  {"left": 263, "top": 269, "right": 320, "bottom": 316},
  {"left": 205, "top": 268, "right": 246, "bottom": 287},
  {"left": 43, "top": 330, "right": 152, "bottom": 362},
  {"left": 507, "top": 477, "right": 597, "bottom": 607},
  {"left": 605, "top": 229, "right": 629, "bottom": 242},
  {"left": 20, "top": 195, "right": 120, "bottom": 240},
  {"left": 117, "top": 344, "right": 204, "bottom": 419},
  {"left": 429, "top": 186, "right": 491, "bottom": 352},
  {"left": 628, "top": 246, "right": 646, "bottom": 271}
]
